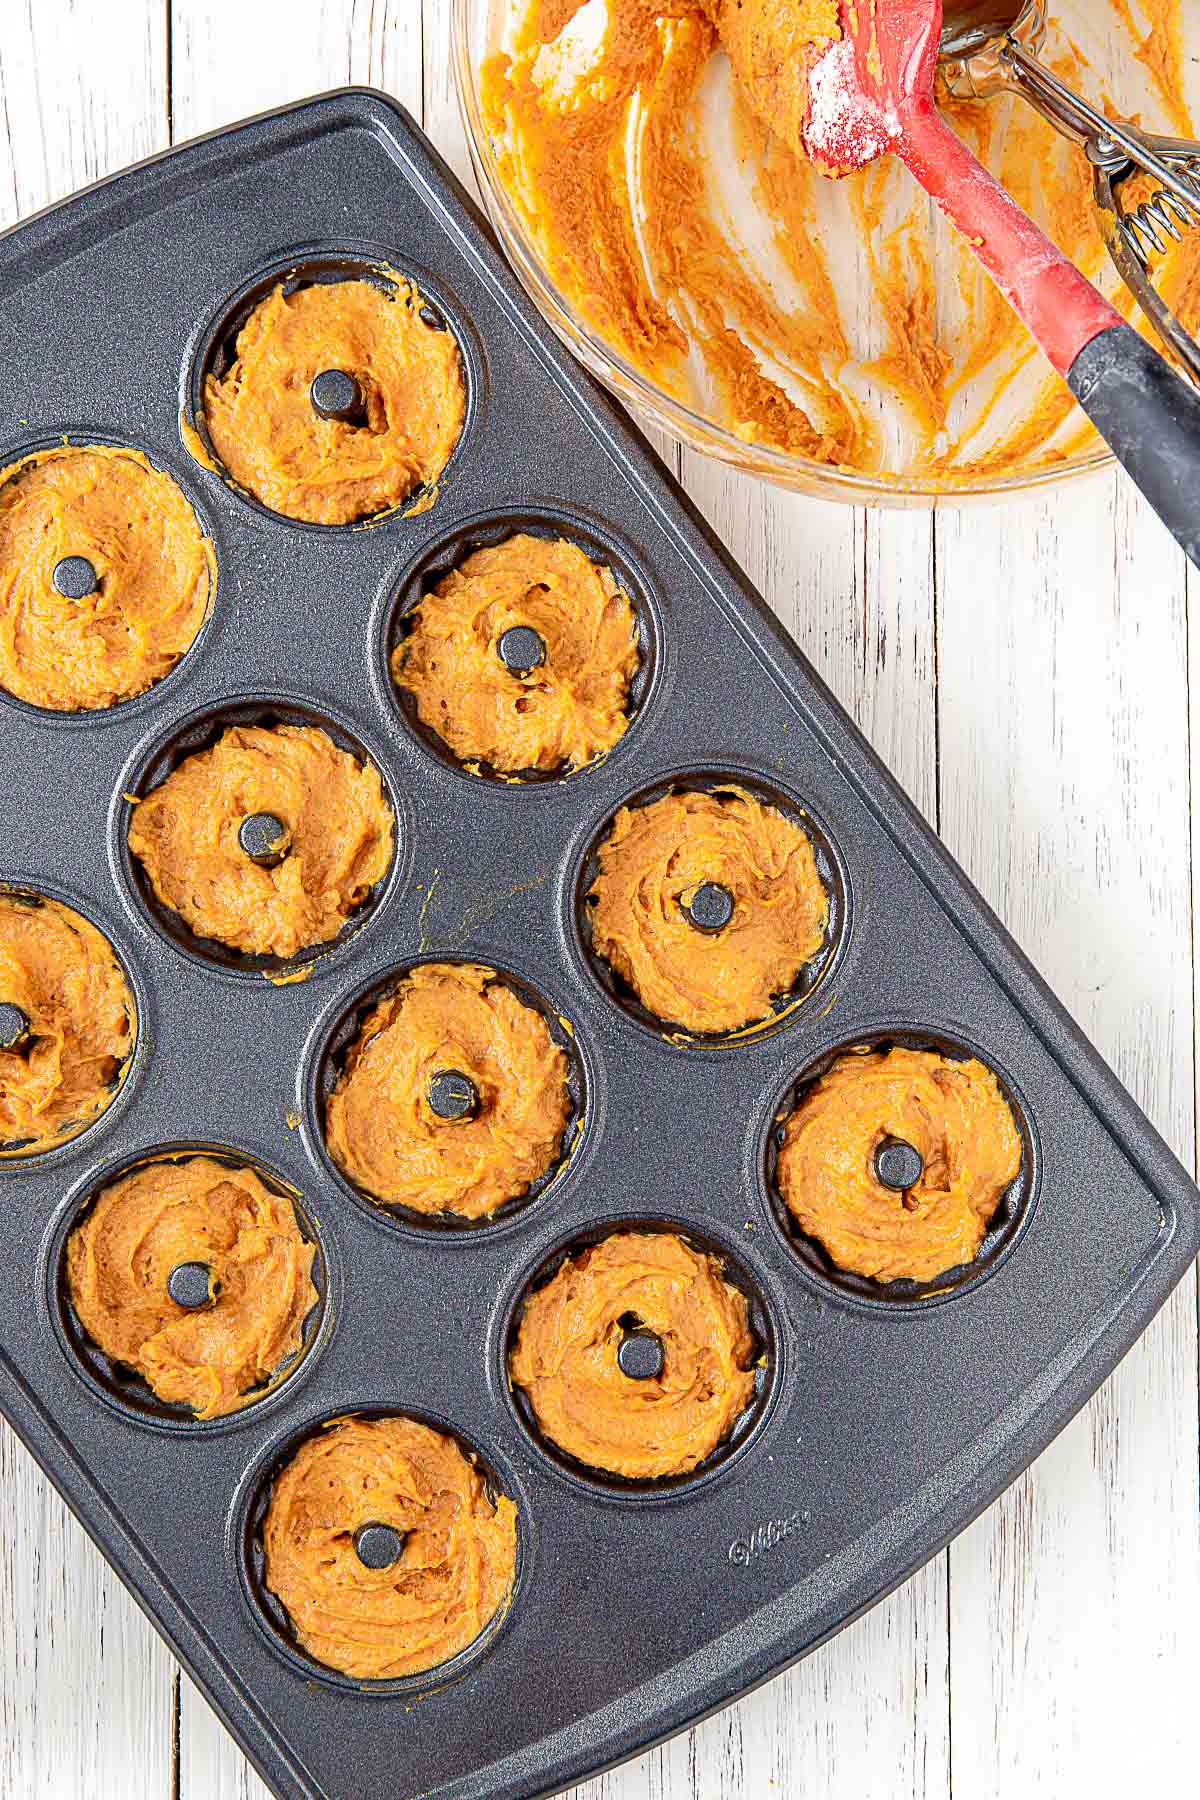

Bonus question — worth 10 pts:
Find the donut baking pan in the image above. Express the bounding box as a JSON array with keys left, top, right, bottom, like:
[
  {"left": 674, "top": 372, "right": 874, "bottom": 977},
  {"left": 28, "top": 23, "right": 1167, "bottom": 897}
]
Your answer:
[{"left": 0, "top": 91, "right": 1197, "bottom": 1800}]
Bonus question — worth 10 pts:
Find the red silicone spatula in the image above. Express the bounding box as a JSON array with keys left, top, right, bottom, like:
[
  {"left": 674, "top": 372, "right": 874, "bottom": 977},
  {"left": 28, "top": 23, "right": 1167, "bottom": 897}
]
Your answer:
[{"left": 803, "top": 0, "right": 1200, "bottom": 567}]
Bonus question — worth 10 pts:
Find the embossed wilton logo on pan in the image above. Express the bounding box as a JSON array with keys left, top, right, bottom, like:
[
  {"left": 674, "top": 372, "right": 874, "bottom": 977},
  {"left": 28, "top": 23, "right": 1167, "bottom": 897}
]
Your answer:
[{"left": 728, "top": 1509, "right": 808, "bottom": 1567}]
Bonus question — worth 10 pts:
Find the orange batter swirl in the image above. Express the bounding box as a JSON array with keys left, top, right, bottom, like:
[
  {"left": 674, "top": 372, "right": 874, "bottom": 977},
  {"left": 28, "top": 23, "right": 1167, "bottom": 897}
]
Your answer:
[
  {"left": 127, "top": 723, "right": 394, "bottom": 960},
  {"left": 201, "top": 276, "right": 465, "bottom": 524},
  {"left": 262, "top": 1414, "right": 518, "bottom": 1680},
  {"left": 0, "top": 893, "right": 134, "bottom": 1156},
  {"left": 776, "top": 1045, "right": 1023, "bottom": 1283},
  {"left": 510, "top": 1230, "right": 757, "bottom": 1479},
  {"left": 65, "top": 1155, "right": 318, "bottom": 1420},
  {"left": 393, "top": 532, "right": 640, "bottom": 774},
  {"left": 586, "top": 785, "right": 829, "bottom": 1033},
  {"left": 324, "top": 962, "right": 572, "bottom": 1218},
  {"left": 0, "top": 445, "right": 213, "bottom": 711}
]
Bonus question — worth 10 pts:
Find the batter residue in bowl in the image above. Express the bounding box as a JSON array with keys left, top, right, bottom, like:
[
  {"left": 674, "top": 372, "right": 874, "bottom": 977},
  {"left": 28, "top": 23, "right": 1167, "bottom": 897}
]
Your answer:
[
  {"left": 323, "top": 961, "right": 572, "bottom": 1219},
  {"left": 65, "top": 1155, "right": 318, "bottom": 1420},
  {"left": 585, "top": 784, "right": 829, "bottom": 1034},
  {"left": 0, "top": 893, "right": 134, "bottom": 1155},
  {"left": 775, "top": 1044, "right": 1023, "bottom": 1283},
  {"left": 0, "top": 445, "right": 213, "bottom": 711},
  {"left": 510, "top": 1229, "right": 758, "bottom": 1479},
  {"left": 202, "top": 277, "right": 465, "bottom": 525},
  {"left": 481, "top": 0, "right": 1198, "bottom": 483},
  {"left": 261, "top": 1414, "right": 517, "bottom": 1679},
  {"left": 393, "top": 531, "right": 640, "bottom": 774},
  {"left": 127, "top": 723, "right": 394, "bottom": 960}
]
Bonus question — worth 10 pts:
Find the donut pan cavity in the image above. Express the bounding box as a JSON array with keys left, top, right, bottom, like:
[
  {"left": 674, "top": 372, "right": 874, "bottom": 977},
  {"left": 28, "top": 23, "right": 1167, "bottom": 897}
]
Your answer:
[
  {"left": 48, "top": 1141, "right": 332, "bottom": 1429},
  {"left": 114, "top": 693, "right": 408, "bottom": 980},
  {"left": 0, "top": 92, "right": 1196, "bottom": 1800},
  {"left": 381, "top": 506, "right": 663, "bottom": 783}
]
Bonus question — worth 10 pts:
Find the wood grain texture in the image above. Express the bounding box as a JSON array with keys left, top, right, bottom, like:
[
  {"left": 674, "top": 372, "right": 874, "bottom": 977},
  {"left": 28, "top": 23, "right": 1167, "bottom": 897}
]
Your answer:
[
  {"left": 937, "top": 475, "right": 1200, "bottom": 1793},
  {"left": 170, "top": 0, "right": 422, "bottom": 139},
  {"left": 0, "top": 3, "right": 1197, "bottom": 1797},
  {"left": 0, "top": 8, "right": 175, "bottom": 1800},
  {"left": 0, "top": 0, "right": 166, "bottom": 227}
]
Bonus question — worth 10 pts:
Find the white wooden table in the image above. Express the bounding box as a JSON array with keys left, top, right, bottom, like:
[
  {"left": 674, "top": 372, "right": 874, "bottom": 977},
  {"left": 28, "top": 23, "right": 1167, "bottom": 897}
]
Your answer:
[{"left": 2, "top": 4, "right": 1197, "bottom": 1796}]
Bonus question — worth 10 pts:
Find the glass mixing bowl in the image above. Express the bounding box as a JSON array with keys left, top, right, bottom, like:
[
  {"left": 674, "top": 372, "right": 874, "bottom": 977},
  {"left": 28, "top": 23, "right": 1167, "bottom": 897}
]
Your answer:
[{"left": 452, "top": 0, "right": 1199, "bottom": 505}]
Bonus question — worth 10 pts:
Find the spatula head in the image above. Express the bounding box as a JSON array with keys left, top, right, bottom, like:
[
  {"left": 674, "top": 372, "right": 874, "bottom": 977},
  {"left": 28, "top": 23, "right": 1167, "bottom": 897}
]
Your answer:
[{"left": 804, "top": 0, "right": 945, "bottom": 173}]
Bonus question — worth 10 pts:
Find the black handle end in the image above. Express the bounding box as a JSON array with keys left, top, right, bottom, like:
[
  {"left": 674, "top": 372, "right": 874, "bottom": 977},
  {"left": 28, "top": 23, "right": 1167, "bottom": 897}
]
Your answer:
[{"left": 1067, "top": 325, "right": 1200, "bottom": 569}]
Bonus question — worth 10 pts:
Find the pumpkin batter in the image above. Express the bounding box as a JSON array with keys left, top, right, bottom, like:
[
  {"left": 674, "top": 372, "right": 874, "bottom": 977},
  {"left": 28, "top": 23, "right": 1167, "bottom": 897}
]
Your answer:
[
  {"left": 127, "top": 723, "right": 394, "bottom": 960},
  {"left": 262, "top": 1413, "right": 518, "bottom": 1680},
  {"left": 481, "top": 0, "right": 1198, "bottom": 483},
  {"left": 586, "top": 785, "right": 829, "bottom": 1033},
  {"left": 510, "top": 1230, "right": 757, "bottom": 1479},
  {"left": 699, "top": 0, "right": 840, "bottom": 161},
  {"left": 393, "top": 531, "right": 640, "bottom": 773},
  {"left": 324, "top": 961, "right": 572, "bottom": 1218},
  {"left": 0, "top": 445, "right": 213, "bottom": 711},
  {"left": 776, "top": 1045, "right": 1023, "bottom": 1283},
  {"left": 0, "top": 894, "right": 133, "bottom": 1156},
  {"left": 201, "top": 277, "right": 465, "bottom": 525},
  {"left": 65, "top": 1155, "right": 318, "bottom": 1420}
]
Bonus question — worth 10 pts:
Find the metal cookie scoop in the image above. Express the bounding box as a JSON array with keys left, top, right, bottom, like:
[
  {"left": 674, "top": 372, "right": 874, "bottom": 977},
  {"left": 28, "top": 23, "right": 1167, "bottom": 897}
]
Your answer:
[{"left": 940, "top": 0, "right": 1200, "bottom": 384}]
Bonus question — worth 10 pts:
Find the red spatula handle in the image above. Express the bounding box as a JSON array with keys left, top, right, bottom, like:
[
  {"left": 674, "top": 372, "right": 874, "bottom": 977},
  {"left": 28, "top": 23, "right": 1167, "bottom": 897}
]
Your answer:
[
  {"left": 896, "top": 94, "right": 1122, "bottom": 376},
  {"left": 897, "top": 96, "right": 1200, "bottom": 568}
]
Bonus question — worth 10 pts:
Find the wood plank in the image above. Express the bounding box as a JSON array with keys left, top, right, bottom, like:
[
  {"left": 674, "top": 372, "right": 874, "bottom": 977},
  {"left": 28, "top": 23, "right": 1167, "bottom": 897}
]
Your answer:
[
  {"left": 1192, "top": 553, "right": 1200, "bottom": 1181},
  {"left": 0, "top": 0, "right": 166, "bottom": 228},
  {"left": 421, "top": 0, "right": 474, "bottom": 193},
  {"left": 0, "top": 6, "right": 175, "bottom": 1799},
  {"left": 170, "top": 0, "right": 423, "bottom": 141},
  {"left": 937, "top": 475, "right": 1200, "bottom": 1792}
]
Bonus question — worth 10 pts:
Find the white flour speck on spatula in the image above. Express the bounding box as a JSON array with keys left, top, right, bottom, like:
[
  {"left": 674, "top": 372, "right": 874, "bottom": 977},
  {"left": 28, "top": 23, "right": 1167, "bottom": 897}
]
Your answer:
[{"left": 804, "top": 38, "right": 895, "bottom": 173}]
